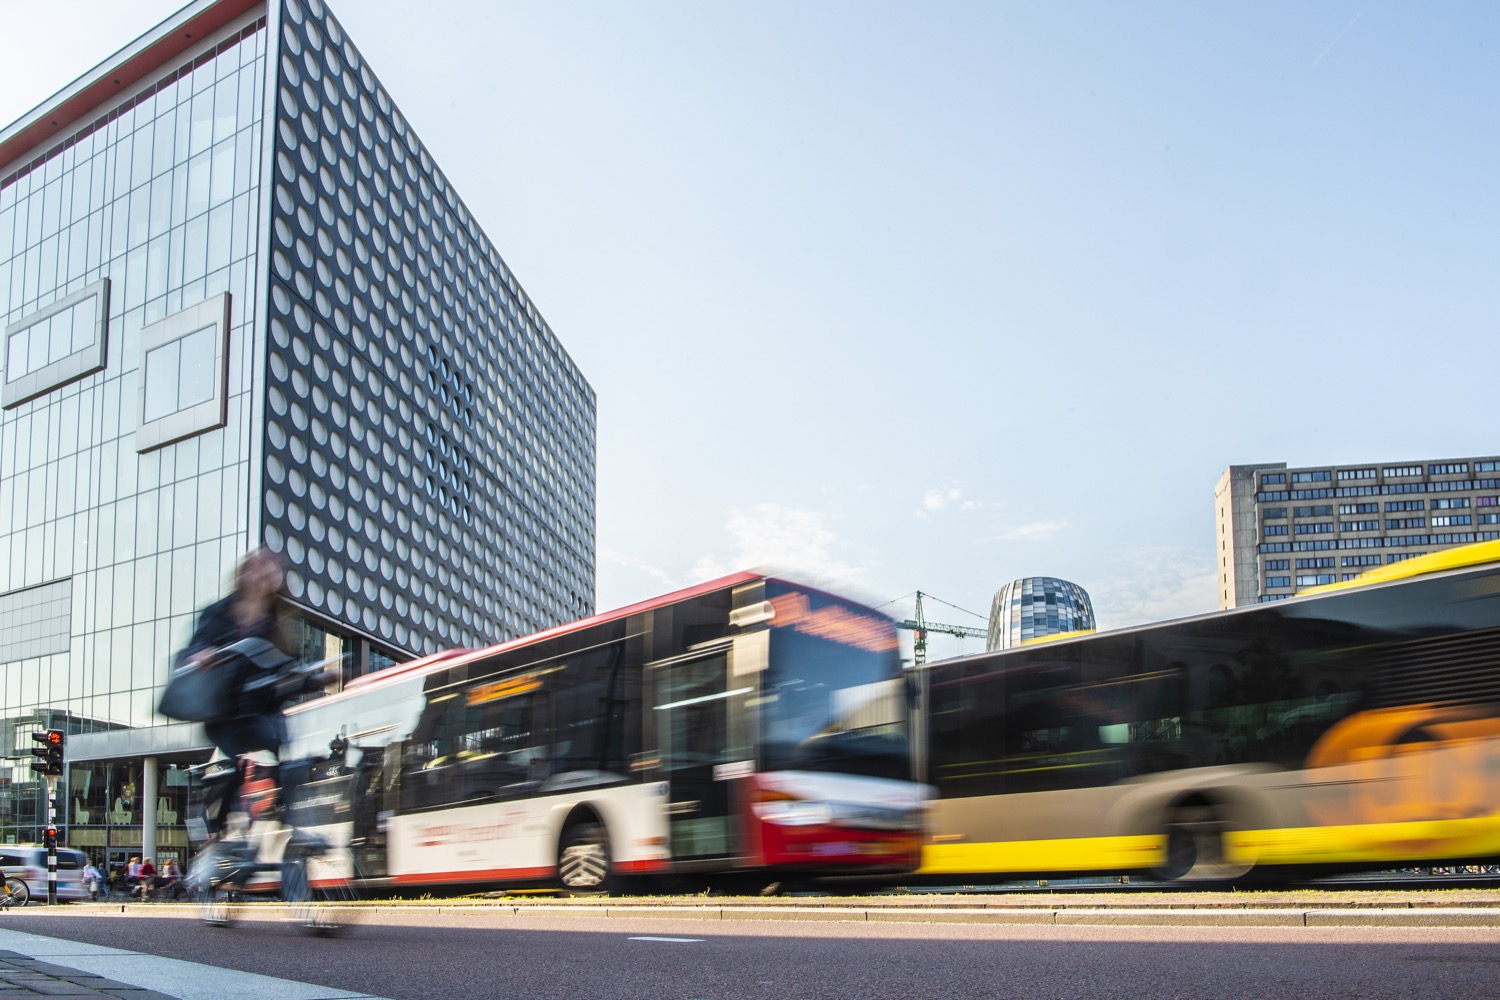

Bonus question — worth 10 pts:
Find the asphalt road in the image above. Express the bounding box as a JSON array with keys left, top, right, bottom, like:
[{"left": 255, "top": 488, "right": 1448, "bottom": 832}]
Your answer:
[{"left": 6, "top": 905, "right": 1500, "bottom": 1000}]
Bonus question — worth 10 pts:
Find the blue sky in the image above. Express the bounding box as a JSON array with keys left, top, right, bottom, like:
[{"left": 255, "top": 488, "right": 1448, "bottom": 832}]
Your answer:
[{"left": 4, "top": 1, "right": 1497, "bottom": 661}]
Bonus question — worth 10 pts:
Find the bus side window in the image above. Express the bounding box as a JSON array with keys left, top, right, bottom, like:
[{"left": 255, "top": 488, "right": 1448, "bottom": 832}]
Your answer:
[
  {"left": 548, "top": 645, "right": 634, "bottom": 783},
  {"left": 928, "top": 665, "right": 1000, "bottom": 798}
]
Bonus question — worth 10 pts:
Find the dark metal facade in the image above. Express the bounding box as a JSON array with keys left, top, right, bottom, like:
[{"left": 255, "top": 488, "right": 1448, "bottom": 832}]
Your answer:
[{"left": 263, "top": 0, "right": 597, "bottom": 654}]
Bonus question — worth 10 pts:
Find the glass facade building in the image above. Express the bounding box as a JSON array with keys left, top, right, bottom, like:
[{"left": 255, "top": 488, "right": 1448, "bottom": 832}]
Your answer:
[
  {"left": 1215, "top": 457, "right": 1500, "bottom": 609},
  {"left": 986, "top": 577, "right": 1096, "bottom": 650},
  {"left": 0, "top": 0, "right": 595, "bottom": 866}
]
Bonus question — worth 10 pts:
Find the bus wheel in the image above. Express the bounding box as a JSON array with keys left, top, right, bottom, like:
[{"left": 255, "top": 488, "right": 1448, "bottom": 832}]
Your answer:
[
  {"left": 1155, "top": 804, "right": 1251, "bottom": 883},
  {"left": 558, "top": 823, "right": 612, "bottom": 896}
]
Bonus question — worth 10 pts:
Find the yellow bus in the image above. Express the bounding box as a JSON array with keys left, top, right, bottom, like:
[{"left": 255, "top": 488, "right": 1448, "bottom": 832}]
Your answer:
[{"left": 917, "top": 541, "right": 1500, "bottom": 882}]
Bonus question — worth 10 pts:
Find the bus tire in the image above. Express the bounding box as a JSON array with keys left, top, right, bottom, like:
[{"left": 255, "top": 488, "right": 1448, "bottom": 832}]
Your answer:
[
  {"left": 558, "top": 822, "right": 613, "bottom": 896},
  {"left": 1154, "top": 803, "right": 1252, "bottom": 883}
]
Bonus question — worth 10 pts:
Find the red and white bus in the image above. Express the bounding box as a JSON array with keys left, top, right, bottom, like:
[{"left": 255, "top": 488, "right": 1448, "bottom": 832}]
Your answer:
[{"left": 278, "top": 572, "right": 929, "bottom": 893}]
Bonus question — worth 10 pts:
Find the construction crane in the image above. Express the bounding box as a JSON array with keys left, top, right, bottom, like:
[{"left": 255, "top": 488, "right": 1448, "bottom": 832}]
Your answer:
[{"left": 895, "top": 591, "right": 987, "bottom": 666}]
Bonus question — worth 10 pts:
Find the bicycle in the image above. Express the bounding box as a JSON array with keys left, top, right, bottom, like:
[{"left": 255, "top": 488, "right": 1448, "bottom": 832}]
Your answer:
[
  {"left": 186, "top": 754, "right": 361, "bottom": 935},
  {"left": 2, "top": 871, "right": 27, "bottom": 909}
]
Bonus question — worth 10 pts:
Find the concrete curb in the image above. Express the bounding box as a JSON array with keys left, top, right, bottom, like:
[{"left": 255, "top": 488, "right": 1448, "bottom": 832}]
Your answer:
[
  {"left": 453, "top": 903, "right": 1500, "bottom": 928},
  {"left": 64, "top": 898, "right": 1500, "bottom": 928}
]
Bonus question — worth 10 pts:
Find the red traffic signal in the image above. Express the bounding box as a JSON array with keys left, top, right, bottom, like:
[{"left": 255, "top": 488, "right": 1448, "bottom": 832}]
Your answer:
[{"left": 29, "top": 730, "right": 65, "bottom": 776}]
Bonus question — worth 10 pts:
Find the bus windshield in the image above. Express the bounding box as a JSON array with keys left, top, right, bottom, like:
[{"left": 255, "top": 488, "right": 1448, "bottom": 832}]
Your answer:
[{"left": 759, "top": 587, "right": 910, "bottom": 781}]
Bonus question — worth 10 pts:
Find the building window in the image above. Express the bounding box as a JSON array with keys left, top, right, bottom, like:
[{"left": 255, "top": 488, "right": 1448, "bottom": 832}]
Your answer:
[
  {"left": 1385, "top": 500, "right": 1425, "bottom": 512},
  {"left": 1384, "top": 465, "right": 1422, "bottom": 478},
  {"left": 1265, "top": 576, "right": 1291, "bottom": 588},
  {"left": 1430, "top": 515, "right": 1472, "bottom": 527},
  {"left": 1342, "top": 555, "right": 1382, "bottom": 568},
  {"left": 1429, "top": 463, "right": 1469, "bottom": 476},
  {"left": 1263, "top": 508, "right": 1288, "bottom": 520},
  {"left": 1263, "top": 524, "right": 1288, "bottom": 536},
  {"left": 1337, "top": 468, "right": 1378, "bottom": 481},
  {"left": 1261, "top": 473, "right": 1286, "bottom": 486},
  {"left": 2, "top": 279, "right": 111, "bottom": 409},
  {"left": 1295, "top": 558, "right": 1335, "bottom": 569},
  {"left": 1291, "top": 471, "right": 1332, "bottom": 483},
  {"left": 1338, "top": 503, "right": 1379, "bottom": 515},
  {"left": 1293, "top": 522, "right": 1334, "bottom": 535},
  {"left": 1386, "top": 535, "right": 1430, "bottom": 547},
  {"left": 1293, "top": 505, "right": 1334, "bottom": 517},
  {"left": 1431, "top": 498, "right": 1470, "bottom": 510},
  {"left": 136, "top": 293, "right": 230, "bottom": 452},
  {"left": 1264, "top": 559, "right": 1290, "bottom": 571}
]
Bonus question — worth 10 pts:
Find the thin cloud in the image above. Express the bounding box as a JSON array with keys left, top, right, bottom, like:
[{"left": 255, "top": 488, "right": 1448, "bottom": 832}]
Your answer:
[
  {"left": 915, "top": 484, "right": 981, "bottom": 520},
  {"left": 983, "top": 520, "right": 1069, "bottom": 543},
  {"left": 690, "top": 502, "right": 873, "bottom": 595},
  {"left": 1310, "top": 9, "right": 1365, "bottom": 70},
  {"left": 599, "top": 549, "right": 675, "bottom": 585},
  {"left": 1089, "top": 546, "right": 1217, "bottom": 630}
]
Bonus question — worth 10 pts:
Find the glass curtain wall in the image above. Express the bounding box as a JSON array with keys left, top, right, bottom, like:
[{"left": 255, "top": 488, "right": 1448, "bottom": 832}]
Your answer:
[{"left": 0, "top": 21, "right": 269, "bottom": 843}]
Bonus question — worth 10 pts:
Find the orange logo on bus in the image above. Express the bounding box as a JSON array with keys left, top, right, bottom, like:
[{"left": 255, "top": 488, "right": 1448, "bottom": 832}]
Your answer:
[
  {"left": 466, "top": 675, "right": 542, "bottom": 705},
  {"left": 1304, "top": 703, "right": 1500, "bottom": 828},
  {"left": 768, "top": 594, "right": 899, "bottom": 654}
]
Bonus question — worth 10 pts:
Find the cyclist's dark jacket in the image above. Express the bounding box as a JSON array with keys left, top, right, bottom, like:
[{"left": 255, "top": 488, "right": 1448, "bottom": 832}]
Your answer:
[{"left": 186, "top": 597, "right": 291, "bottom": 757}]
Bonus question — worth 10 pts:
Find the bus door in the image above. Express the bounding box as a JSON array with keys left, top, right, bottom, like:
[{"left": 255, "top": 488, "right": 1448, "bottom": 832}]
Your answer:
[{"left": 651, "top": 651, "right": 747, "bottom": 863}]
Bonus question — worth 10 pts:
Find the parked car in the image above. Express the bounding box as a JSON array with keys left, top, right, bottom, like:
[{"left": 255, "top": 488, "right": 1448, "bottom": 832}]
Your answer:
[{"left": 0, "top": 845, "right": 89, "bottom": 904}]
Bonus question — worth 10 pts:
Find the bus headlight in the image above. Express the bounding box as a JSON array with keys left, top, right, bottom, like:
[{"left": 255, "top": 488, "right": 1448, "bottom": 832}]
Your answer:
[{"left": 751, "top": 797, "right": 835, "bottom": 827}]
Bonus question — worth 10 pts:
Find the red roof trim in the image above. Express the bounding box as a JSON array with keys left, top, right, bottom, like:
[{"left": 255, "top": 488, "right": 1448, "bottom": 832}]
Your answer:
[
  {"left": 293, "top": 570, "right": 765, "bottom": 711},
  {"left": 0, "top": 0, "right": 263, "bottom": 176}
]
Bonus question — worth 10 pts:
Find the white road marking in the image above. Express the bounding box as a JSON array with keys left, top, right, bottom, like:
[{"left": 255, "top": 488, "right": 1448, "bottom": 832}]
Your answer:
[
  {"left": 628, "top": 936, "right": 705, "bottom": 943},
  {"left": 0, "top": 926, "right": 389, "bottom": 999}
]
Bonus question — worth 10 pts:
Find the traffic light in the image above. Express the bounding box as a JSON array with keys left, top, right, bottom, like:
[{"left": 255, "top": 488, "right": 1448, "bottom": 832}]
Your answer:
[{"left": 29, "top": 729, "right": 64, "bottom": 777}]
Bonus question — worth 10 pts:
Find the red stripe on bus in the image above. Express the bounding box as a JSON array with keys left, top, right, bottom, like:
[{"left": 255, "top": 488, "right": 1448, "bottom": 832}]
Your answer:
[
  {"left": 392, "top": 867, "right": 554, "bottom": 884},
  {"left": 297, "top": 571, "right": 764, "bottom": 708}
]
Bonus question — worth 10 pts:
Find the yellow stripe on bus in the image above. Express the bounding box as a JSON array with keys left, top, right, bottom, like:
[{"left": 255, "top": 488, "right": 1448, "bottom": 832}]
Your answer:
[
  {"left": 1227, "top": 814, "right": 1500, "bottom": 867},
  {"left": 1302, "top": 538, "right": 1500, "bottom": 597},
  {"left": 919, "top": 815, "right": 1500, "bottom": 877},
  {"left": 919, "top": 835, "right": 1165, "bottom": 875}
]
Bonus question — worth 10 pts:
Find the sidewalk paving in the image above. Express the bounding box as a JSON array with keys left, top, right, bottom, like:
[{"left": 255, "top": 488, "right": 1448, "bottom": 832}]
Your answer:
[
  {"left": 0, "top": 949, "right": 172, "bottom": 998},
  {"left": 0, "top": 930, "right": 388, "bottom": 1000}
]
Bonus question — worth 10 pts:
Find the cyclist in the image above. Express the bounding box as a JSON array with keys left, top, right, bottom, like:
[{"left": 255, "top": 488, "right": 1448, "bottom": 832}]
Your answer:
[{"left": 185, "top": 548, "right": 335, "bottom": 853}]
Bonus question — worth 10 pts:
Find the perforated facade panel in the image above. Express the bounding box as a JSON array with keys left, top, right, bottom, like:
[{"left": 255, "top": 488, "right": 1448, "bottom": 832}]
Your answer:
[{"left": 263, "top": 0, "right": 596, "bottom": 654}]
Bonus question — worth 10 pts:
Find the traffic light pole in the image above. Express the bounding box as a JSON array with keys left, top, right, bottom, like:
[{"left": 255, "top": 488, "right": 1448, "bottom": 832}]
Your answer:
[
  {"left": 45, "top": 777, "right": 57, "bottom": 906},
  {"left": 30, "top": 729, "right": 65, "bottom": 905}
]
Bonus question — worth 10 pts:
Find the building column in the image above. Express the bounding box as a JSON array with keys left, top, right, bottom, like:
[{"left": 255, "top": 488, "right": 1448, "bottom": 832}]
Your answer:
[{"left": 141, "top": 757, "right": 157, "bottom": 862}]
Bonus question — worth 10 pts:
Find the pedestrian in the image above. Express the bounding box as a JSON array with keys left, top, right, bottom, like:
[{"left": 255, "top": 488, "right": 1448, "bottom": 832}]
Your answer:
[
  {"left": 161, "top": 857, "right": 183, "bottom": 900},
  {"left": 126, "top": 856, "right": 142, "bottom": 898},
  {"left": 82, "top": 859, "right": 103, "bottom": 900},
  {"left": 136, "top": 857, "right": 157, "bottom": 900}
]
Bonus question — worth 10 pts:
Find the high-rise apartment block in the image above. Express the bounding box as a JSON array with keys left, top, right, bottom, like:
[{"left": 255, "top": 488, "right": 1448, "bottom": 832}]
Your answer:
[
  {"left": 0, "top": 0, "right": 596, "bottom": 856},
  {"left": 1215, "top": 457, "right": 1500, "bottom": 608}
]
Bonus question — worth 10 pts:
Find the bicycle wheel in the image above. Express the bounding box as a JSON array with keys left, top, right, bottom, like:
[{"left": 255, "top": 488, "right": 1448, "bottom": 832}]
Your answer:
[
  {"left": 194, "top": 877, "right": 238, "bottom": 927},
  {"left": 3, "top": 876, "right": 28, "bottom": 908},
  {"left": 282, "top": 852, "right": 359, "bottom": 936}
]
